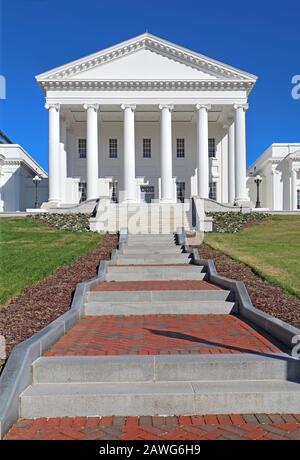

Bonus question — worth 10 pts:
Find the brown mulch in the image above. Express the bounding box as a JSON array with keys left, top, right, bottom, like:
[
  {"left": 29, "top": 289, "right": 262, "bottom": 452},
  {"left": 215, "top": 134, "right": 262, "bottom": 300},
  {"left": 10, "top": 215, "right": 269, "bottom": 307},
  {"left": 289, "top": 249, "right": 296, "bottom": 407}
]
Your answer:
[
  {"left": 198, "top": 243, "right": 300, "bottom": 329},
  {"left": 0, "top": 234, "right": 118, "bottom": 356}
]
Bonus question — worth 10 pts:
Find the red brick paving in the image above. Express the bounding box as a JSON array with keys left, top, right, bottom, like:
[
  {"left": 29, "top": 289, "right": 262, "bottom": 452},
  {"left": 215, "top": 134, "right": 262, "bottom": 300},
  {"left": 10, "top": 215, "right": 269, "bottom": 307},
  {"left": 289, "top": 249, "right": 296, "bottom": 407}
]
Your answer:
[
  {"left": 44, "top": 314, "right": 280, "bottom": 356},
  {"left": 7, "top": 260, "right": 288, "bottom": 440},
  {"left": 92, "top": 280, "right": 221, "bottom": 291},
  {"left": 5, "top": 415, "right": 300, "bottom": 440}
]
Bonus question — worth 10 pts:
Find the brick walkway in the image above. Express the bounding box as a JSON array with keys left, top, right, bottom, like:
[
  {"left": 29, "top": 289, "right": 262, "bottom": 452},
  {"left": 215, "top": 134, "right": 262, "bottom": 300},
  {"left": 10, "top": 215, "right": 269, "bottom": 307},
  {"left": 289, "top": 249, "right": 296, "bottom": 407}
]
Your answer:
[
  {"left": 6, "top": 252, "right": 294, "bottom": 440},
  {"left": 45, "top": 314, "right": 280, "bottom": 356},
  {"left": 92, "top": 280, "right": 221, "bottom": 291},
  {"left": 5, "top": 415, "right": 300, "bottom": 440}
]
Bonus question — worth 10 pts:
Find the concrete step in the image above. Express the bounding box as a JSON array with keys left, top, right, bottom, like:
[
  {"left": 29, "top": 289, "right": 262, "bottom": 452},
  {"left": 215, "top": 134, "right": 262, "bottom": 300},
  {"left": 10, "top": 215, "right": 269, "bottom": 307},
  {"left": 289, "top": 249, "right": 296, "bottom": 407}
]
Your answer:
[
  {"left": 126, "top": 241, "right": 178, "bottom": 248},
  {"left": 126, "top": 236, "right": 175, "bottom": 243},
  {"left": 33, "top": 354, "right": 300, "bottom": 384},
  {"left": 114, "top": 254, "right": 190, "bottom": 265},
  {"left": 121, "top": 247, "right": 184, "bottom": 255},
  {"left": 126, "top": 234, "right": 175, "bottom": 238},
  {"left": 87, "top": 289, "right": 231, "bottom": 302},
  {"left": 20, "top": 379, "right": 300, "bottom": 418},
  {"left": 85, "top": 299, "right": 235, "bottom": 315},
  {"left": 105, "top": 265, "right": 206, "bottom": 281}
]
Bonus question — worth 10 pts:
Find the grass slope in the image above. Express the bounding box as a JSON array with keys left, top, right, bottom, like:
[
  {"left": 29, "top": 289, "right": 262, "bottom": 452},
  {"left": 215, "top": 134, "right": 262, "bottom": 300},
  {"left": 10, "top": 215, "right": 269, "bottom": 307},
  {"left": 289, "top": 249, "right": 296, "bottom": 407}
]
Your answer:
[
  {"left": 205, "top": 215, "right": 300, "bottom": 297},
  {"left": 0, "top": 217, "right": 101, "bottom": 305}
]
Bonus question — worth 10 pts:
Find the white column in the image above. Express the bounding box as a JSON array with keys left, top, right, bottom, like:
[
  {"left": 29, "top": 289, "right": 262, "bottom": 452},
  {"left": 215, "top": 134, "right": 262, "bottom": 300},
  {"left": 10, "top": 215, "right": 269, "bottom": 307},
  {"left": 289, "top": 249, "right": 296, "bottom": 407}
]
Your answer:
[
  {"left": 121, "top": 104, "right": 136, "bottom": 203},
  {"left": 234, "top": 103, "right": 249, "bottom": 203},
  {"left": 159, "top": 104, "right": 174, "bottom": 202},
  {"left": 196, "top": 104, "right": 210, "bottom": 198},
  {"left": 45, "top": 103, "right": 60, "bottom": 203},
  {"left": 60, "top": 116, "right": 67, "bottom": 203},
  {"left": 228, "top": 120, "right": 235, "bottom": 203},
  {"left": 291, "top": 168, "right": 298, "bottom": 211},
  {"left": 84, "top": 104, "right": 99, "bottom": 201}
]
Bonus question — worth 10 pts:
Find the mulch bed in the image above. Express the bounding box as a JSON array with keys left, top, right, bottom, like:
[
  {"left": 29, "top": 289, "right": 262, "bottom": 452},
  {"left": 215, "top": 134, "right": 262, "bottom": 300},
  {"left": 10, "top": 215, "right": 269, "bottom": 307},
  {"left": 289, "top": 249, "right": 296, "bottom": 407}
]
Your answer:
[
  {"left": 198, "top": 243, "right": 300, "bottom": 329},
  {"left": 0, "top": 234, "right": 117, "bottom": 356}
]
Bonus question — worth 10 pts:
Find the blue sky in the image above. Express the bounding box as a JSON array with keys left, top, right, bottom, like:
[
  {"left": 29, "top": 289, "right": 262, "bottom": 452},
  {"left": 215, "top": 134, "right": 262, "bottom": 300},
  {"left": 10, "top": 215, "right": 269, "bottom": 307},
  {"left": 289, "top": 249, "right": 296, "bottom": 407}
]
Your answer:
[{"left": 1, "top": 0, "right": 300, "bottom": 171}]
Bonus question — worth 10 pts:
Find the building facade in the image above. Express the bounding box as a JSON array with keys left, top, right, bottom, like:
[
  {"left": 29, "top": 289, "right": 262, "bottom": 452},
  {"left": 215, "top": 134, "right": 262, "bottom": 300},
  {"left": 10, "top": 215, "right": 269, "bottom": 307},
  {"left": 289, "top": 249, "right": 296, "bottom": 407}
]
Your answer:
[
  {"left": 248, "top": 143, "right": 300, "bottom": 211},
  {"left": 0, "top": 131, "right": 48, "bottom": 212},
  {"left": 36, "top": 33, "right": 257, "bottom": 207}
]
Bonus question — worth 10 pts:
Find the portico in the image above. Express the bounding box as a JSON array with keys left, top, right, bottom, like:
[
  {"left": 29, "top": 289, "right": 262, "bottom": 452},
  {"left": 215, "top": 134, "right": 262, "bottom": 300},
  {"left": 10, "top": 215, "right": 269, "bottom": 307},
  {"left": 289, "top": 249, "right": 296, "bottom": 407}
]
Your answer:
[{"left": 37, "top": 33, "right": 257, "bottom": 207}]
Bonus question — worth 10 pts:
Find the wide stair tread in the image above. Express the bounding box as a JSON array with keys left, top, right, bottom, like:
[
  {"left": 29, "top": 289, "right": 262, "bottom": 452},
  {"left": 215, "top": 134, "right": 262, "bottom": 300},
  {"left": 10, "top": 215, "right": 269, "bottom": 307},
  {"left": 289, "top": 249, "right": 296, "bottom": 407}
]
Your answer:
[
  {"left": 105, "top": 265, "right": 206, "bottom": 281},
  {"left": 20, "top": 379, "right": 300, "bottom": 418},
  {"left": 85, "top": 299, "right": 235, "bottom": 315},
  {"left": 34, "top": 354, "right": 300, "bottom": 383}
]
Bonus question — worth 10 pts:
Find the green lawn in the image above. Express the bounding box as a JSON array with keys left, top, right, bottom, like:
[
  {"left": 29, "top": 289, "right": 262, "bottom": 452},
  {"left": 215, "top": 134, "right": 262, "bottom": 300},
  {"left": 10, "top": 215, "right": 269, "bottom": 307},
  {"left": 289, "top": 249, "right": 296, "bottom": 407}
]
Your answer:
[
  {"left": 0, "top": 218, "right": 102, "bottom": 305},
  {"left": 205, "top": 215, "right": 300, "bottom": 297}
]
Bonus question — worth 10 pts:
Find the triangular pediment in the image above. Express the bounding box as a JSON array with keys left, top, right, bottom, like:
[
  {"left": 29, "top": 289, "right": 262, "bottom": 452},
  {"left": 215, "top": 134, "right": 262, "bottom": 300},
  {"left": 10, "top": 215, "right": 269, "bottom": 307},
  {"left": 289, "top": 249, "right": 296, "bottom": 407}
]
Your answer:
[
  {"left": 67, "top": 48, "right": 223, "bottom": 81},
  {"left": 36, "top": 33, "right": 257, "bottom": 85}
]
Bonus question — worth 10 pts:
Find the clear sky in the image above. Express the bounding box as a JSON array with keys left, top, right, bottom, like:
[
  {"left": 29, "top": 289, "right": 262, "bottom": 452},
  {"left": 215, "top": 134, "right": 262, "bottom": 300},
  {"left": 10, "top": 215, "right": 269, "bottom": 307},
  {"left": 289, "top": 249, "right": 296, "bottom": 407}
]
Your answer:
[{"left": 1, "top": 0, "right": 300, "bottom": 171}]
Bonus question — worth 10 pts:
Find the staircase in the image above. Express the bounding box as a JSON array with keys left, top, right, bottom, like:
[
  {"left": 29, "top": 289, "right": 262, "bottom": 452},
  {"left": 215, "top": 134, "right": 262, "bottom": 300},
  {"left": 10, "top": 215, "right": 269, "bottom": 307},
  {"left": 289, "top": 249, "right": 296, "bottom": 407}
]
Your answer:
[
  {"left": 19, "top": 233, "right": 300, "bottom": 418},
  {"left": 90, "top": 201, "right": 194, "bottom": 233}
]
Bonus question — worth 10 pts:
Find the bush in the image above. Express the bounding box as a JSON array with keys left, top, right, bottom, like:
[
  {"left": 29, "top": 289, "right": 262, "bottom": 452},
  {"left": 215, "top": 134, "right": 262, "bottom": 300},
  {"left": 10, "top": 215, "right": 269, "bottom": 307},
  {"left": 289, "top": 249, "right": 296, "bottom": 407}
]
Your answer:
[
  {"left": 29, "top": 213, "right": 92, "bottom": 232},
  {"left": 207, "top": 211, "right": 270, "bottom": 233}
]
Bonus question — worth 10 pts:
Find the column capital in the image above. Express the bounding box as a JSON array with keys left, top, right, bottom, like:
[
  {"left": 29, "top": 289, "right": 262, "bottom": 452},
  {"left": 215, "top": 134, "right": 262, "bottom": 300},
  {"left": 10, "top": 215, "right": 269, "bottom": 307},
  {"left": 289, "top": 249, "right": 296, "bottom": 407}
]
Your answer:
[
  {"left": 159, "top": 104, "right": 174, "bottom": 111},
  {"left": 45, "top": 103, "right": 60, "bottom": 111},
  {"left": 233, "top": 103, "right": 249, "bottom": 111},
  {"left": 195, "top": 104, "right": 211, "bottom": 111},
  {"left": 121, "top": 104, "right": 136, "bottom": 111},
  {"left": 83, "top": 103, "right": 99, "bottom": 111}
]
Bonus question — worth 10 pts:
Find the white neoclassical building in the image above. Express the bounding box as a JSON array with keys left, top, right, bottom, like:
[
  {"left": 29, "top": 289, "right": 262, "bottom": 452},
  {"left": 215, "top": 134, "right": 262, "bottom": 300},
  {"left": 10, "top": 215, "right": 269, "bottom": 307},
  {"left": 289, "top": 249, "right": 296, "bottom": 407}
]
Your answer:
[
  {"left": 247, "top": 143, "right": 300, "bottom": 211},
  {"left": 36, "top": 33, "right": 257, "bottom": 210},
  {"left": 0, "top": 131, "right": 48, "bottom": 212}
]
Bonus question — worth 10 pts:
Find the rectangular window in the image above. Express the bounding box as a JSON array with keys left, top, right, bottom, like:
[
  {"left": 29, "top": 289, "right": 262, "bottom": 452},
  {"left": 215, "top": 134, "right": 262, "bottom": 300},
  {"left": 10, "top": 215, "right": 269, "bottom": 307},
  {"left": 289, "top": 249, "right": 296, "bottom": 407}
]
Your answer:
[
  {"left": 176, "top": 181, "right": 185, "bottom": 203},
  {"left": 297, "top": 190, "right": 300, "bottom": 210},
  {"left": 208, "top": 138, "right": 216, "bottom": 158},
  {"left": 140, "top": 185, "right": 155, "bottom": 203},
  {"left": 209, "top": 181, "right": 217, "bottom": 201},
  {"left": 109, "top": 138, "right": 118, "bottom": 158},
  {"left": 110, "top": 181, "right": 118, "bottom": 203},
  {"left": 176, "top": 138, "right": 185, "bottom": 158},
  {"left": 78, "top": 138, "right": 86, "bottom": 158},
  {"left": 78, "top": 181, "right": 87, "bottom": 203},
  {"left": 143, "top": 138, "right": 151, "bottom": 158}
]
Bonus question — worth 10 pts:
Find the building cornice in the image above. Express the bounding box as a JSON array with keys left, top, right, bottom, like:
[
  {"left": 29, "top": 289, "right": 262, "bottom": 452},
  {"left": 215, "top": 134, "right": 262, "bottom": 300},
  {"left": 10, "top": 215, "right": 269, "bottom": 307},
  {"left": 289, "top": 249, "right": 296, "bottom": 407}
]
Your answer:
[
  {"left": 36, "top": 34, "right": 257, "bottom": 84},
  {"left": 39, "top": 79, "right": 254, "bottom": 93},
  {"left": 285, "top": 150, "right": 300, "bottom": 162},
  {"left": 0, "top": 144, "right": 48, "bottom": 177}
]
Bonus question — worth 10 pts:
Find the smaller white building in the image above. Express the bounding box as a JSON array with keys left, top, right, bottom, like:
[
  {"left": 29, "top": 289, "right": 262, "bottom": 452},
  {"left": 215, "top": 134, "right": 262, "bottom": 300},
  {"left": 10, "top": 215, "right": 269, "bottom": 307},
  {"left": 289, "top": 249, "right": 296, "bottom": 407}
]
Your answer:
[
  {"left": 247, "top": 143, "right": 300, "bottom": 211},
  {"left": 0, "top": 132, "right": 48, "bottom": 212}
]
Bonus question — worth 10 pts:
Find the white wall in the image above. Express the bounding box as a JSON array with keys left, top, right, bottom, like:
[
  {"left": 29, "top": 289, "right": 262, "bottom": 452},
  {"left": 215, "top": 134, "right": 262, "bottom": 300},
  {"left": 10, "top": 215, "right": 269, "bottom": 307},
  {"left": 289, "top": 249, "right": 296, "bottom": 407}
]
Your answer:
[
  {"left": 0, "top": 145, "right": 48, "bottom": 212},
  {"left": 247, "top": 144, "right": 300, "bottom": 210},
  {"left": 65, "top": 118, "right": 228, "bottom": 204},
  {"left": 0, "top": 164, "right": 48, "bottom": 212}
]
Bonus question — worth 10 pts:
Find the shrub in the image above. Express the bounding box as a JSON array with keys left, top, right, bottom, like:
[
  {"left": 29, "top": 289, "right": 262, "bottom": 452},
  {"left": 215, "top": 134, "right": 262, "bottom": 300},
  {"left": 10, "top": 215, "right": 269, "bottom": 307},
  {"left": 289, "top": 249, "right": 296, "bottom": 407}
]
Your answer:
[
  {"left": 29, "top": 213, "right": 92, "bottom": 232},
  {"left": 207, "top": 211, "right": 270, "bottom": 233}
]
